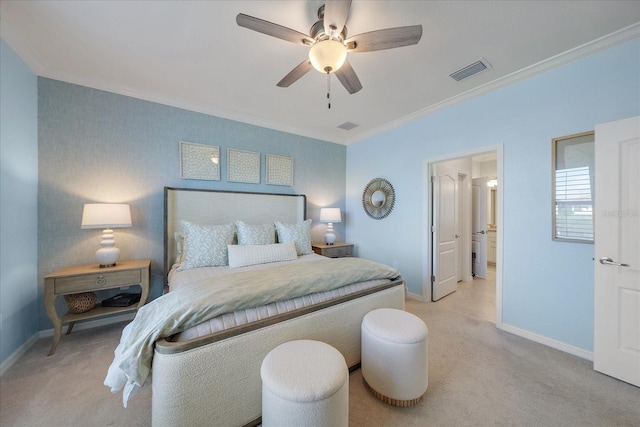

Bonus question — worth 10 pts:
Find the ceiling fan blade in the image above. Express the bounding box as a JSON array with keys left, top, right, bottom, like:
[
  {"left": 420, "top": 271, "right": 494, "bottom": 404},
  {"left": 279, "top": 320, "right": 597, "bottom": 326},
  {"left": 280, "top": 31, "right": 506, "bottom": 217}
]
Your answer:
[
  {"left": 236, "top": 13, "right": 313, "bottom": 45},
  {"left": 277, "top": 59, "right": 313, "bottom": 87},
  {"left": 346, "top": 25, "right": 423, "bottom": 52},
  {"left": 335, "top": 60, "right": 362, "bottom": 94},
  {"left": 323, "top": 0, "right": 352, "bottom": 37}
]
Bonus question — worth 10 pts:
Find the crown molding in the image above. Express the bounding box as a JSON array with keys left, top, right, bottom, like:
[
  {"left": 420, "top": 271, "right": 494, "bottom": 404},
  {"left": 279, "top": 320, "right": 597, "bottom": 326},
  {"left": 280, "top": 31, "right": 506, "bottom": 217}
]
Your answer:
[
  {"left": 4, "top": 20, "right": 638, "bottom": 147},
  {"left": 344, "top": 23, "right": 640, "bottom": 145}
]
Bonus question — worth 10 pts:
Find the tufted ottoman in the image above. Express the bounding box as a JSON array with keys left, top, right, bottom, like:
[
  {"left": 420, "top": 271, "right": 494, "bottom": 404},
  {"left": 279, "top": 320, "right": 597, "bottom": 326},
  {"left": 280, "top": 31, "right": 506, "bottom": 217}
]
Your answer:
[
  {"left": 260, "top": 340, "right": 349, "bottom": 427},
  {"left": 361, "top": 308, "right": 428, "bottom": 407}
]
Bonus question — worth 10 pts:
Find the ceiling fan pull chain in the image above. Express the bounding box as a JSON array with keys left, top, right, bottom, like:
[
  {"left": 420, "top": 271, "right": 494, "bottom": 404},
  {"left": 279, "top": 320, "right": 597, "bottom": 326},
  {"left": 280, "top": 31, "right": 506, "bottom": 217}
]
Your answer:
[{"left": 327, "top": 72, "right": 331, "bottom": 109}]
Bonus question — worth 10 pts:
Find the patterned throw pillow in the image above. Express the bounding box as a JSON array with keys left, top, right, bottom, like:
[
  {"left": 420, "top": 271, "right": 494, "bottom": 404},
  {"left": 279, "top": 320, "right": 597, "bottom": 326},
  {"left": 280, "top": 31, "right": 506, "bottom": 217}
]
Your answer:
[
  {"left": 235, "top": 221, "right": 275, "bottom": 245},
  {"left": 178, "top": 221, "right": 235, "bottom": 270},
  {"left": 274, "top": 219, "right": 312, "bottom": 255}
]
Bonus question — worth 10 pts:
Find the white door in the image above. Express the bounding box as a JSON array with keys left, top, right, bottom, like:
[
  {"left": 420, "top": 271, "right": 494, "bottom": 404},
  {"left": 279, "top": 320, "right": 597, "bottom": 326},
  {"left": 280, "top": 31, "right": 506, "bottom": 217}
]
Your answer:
[
  {"left": 472, "top": 178, "right": 488, "bottom": 278},
  {"left": 432, "top": 165, "right": 459, "bottom": 301},
  {"left": 594, "top": 116, "right": 640, "bottom": 387}
]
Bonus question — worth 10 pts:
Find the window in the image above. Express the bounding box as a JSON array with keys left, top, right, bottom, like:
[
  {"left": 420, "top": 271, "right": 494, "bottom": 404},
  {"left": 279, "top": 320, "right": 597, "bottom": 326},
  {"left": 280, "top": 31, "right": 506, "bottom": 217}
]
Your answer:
[{"left": 552, "top": 131, "right": 595, "bottom": 243}]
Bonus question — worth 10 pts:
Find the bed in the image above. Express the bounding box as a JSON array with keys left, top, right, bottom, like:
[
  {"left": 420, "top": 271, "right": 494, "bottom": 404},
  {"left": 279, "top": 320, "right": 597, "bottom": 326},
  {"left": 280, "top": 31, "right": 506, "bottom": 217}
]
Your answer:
[{"left": 106, "top": 187, "right": 406, "bottom": 427}]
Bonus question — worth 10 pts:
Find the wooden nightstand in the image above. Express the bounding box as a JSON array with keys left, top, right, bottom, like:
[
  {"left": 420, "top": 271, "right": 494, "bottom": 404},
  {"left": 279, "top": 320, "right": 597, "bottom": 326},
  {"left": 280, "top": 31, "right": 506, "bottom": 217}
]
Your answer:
[
  {"left": 44, "top": 259, "right": 150, "bottom": 355},
  {"left": 312, "top": 242, "right": 354, "bottom": 258}
]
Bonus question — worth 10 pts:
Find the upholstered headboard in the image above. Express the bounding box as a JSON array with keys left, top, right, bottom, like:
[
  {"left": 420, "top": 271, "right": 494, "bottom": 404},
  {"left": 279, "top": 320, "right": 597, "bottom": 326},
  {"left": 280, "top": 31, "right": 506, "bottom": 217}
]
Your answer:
[{"left": 164, "top": 187, "right": 306, "bottom": 281}]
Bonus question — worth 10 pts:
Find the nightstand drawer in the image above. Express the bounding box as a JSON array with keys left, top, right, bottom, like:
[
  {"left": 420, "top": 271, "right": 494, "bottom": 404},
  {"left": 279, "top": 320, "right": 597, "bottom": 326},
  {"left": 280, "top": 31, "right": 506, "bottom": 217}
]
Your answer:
[
  {"left": 55, "top": 269, "right": 142, "bottom": 294},
  {"left": 322, "top": 245, "right": 353, "bottom": 258}
]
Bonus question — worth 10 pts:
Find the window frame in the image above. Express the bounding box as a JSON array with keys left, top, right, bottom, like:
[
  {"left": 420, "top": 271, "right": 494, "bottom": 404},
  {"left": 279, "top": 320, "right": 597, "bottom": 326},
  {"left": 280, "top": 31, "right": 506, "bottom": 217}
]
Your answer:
[{"left": 551, "top": 130, "right": 595, "bottom": 244}]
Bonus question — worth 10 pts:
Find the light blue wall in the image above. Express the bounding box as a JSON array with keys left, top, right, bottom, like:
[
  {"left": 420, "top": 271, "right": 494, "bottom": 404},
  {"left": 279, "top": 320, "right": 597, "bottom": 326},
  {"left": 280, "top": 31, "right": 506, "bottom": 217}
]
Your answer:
[
  {"left": 346, "top": 38, "right": 640, "bottom": 352},
  {"left": 0, "top": 39, "right": 39, "bottom": 364},
  {"left": 37, "top": 78, "right": 346, "bottom": 331}
]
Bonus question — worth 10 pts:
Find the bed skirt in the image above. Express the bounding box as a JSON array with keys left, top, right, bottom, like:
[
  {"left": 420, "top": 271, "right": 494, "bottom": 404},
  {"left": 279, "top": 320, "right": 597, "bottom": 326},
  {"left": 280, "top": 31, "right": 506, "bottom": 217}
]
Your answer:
[{"left": 151, "top": 280, "right": 405, "bottom": 427}]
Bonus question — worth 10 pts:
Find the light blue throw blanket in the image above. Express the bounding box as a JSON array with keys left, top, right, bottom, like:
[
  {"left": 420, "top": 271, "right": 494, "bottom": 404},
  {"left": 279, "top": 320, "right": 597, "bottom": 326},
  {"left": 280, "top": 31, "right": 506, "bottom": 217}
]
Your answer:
[{"left": 105, "top": 257, "right": 399, "bottom": 405}]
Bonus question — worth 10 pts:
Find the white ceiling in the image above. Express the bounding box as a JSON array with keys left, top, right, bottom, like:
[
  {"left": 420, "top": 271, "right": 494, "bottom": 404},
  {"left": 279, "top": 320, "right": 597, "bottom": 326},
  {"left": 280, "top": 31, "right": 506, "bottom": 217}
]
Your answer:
[{"left": 2, "top": 1, "right": 639, "bottom": 145}]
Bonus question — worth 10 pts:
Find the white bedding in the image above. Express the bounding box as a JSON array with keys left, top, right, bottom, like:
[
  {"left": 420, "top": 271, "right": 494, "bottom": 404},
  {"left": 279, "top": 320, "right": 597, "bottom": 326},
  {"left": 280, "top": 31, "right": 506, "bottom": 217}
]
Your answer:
[
  {"left": 174, "top": 278, "right": 391, "bottom": 341},
  {"left": 168, "top": 253, "right": 324, "bottom": 292},
  {"left": 170, "top": 254, "right": 391, "bottom": 341}
]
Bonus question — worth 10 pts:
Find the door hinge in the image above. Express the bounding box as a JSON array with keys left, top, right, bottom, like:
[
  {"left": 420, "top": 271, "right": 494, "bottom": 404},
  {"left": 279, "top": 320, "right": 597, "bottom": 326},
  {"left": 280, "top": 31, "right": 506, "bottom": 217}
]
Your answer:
[
  {"left": 431, "top": 175, "right": 436, "bottom": 183},
  {"left": 431, "top": 275, "right": 435, "bottom": 283},
  {"left": 431, "top": 225, "right": 435, "bottom": 233}
]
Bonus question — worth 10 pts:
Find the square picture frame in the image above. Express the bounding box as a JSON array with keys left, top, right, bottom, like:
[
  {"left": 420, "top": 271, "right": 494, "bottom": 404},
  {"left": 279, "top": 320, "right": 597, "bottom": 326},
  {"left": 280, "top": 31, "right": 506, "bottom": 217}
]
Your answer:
[
  {"left": 266, "top": 154, "right": 294, "bottom": 186},
  {"left": 179, "top": 141, "right": 220, "bottom": 181},
  {"left": 227, "top": 148, "right": 260, "bottom": 183}
]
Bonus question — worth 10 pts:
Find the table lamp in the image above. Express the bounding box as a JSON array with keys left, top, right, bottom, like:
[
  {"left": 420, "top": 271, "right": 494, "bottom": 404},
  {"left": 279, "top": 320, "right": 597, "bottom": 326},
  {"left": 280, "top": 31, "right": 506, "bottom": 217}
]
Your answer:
[
  {"left": 81, "top": 203, "right": 132, "bottom": 267},
  {"left": 319, "top": 207, "right": 342, "bottom": 245}
]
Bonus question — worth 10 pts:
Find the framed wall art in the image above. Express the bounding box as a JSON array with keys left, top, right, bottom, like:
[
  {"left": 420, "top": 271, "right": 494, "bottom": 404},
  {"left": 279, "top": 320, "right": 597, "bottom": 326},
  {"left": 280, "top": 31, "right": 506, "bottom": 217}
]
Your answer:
[
  {"left": 227, "top": 148, "right": 260, "bottom": 184},
  {"left": 179, "top": 141, "right": 220, "bottom": 181},
  {"left": 266, "top": 154, "right": 294, "bottom": 186}
]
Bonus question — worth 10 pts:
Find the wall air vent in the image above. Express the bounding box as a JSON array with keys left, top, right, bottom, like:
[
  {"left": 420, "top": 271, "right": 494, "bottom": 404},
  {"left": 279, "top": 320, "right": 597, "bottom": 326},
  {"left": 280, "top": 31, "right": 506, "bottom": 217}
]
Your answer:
[
  {"left": 337, "top": 122, "right": 359, "bottom": 131},
  {"left": 449, "top": 58, "right": 492, "bottom": 82}
]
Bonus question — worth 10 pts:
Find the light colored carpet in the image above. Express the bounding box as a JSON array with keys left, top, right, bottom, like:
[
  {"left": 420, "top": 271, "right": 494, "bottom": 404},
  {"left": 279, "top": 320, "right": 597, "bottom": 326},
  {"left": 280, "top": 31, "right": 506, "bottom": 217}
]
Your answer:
[{"left": 1, "top": 289, "right": 638, "bottom": 426}]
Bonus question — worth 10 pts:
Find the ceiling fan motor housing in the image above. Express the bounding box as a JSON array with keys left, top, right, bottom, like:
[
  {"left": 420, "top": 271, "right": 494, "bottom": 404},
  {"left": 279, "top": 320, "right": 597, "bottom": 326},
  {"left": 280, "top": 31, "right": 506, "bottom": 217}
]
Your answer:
[{"left": 310, "top": 19, "right": 347, "bottom": 42}]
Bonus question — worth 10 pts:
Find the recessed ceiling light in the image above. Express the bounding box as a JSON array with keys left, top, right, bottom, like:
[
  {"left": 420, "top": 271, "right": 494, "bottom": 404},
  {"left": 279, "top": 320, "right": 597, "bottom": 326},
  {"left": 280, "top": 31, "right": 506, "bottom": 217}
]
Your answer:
[{"left": 337, "top": 122, "right": 359, "bottom": 131}]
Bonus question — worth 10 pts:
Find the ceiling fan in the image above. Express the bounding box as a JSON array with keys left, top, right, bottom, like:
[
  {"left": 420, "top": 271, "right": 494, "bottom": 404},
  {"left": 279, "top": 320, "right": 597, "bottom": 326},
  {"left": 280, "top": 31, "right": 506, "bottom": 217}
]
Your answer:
[{"left": 236, "top": 0, "right": 422, "bottom": 97}]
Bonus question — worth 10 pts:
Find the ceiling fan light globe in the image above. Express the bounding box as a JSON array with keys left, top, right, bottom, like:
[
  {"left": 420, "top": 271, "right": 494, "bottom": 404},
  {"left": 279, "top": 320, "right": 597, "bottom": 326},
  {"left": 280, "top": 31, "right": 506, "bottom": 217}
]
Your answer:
[{"left": 309, "top": 40, "right": 347, "bottom": 74}]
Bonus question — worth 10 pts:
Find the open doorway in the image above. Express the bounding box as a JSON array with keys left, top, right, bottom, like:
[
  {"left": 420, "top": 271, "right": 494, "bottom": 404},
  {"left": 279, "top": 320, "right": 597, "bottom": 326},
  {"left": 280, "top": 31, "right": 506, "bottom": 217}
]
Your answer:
[{"left": 425, "top": 145, "right": 503, "bottom": 327}]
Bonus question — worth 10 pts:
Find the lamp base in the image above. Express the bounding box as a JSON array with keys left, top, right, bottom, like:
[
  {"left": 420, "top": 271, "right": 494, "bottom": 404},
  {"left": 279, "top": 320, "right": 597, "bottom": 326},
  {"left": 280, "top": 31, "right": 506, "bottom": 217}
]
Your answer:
[
  {"left": 95, "top": 228, "right": 120, "bottom": 267},
  {"left": 325, "top": 222, "right": 336, "bottom": 245},
  {"left": 96, "top": 246, "right": 120, "bottom": 268}
]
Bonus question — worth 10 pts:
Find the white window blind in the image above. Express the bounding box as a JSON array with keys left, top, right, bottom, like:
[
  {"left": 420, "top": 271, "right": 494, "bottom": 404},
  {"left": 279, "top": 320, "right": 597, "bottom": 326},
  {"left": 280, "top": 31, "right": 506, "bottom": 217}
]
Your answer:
[
  {"left": 552, "top": 132, "right": 595, "bottom": 243},
  {"left": 555, "top": 166, "right": 593, "bottom": 241}
]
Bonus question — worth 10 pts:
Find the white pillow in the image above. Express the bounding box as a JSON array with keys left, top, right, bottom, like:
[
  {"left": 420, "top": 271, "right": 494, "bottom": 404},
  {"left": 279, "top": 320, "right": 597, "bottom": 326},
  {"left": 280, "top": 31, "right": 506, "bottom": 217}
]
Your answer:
[
  {"left": 178, "top": 221, "right": 235, "bottom": 270},
  {"left": 275, "top": 219, "right": 312, "bottom": 255},
  {"left": 235, "top": 220, "right": 275, "bottom": 245},
  {"left": 227, "top": 242, "right": 297, "bottom": 268}
]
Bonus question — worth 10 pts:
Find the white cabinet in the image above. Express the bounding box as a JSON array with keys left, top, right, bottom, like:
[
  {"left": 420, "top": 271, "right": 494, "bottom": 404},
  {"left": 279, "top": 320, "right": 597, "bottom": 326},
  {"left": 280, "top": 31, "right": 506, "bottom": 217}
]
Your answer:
[{"left": 487, "top": 230, "right": 497, "bottom": 264}]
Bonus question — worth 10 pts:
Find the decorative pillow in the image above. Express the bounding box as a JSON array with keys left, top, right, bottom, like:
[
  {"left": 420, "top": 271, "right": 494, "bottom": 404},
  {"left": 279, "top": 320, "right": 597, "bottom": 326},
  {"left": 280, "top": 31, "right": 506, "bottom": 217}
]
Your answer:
[
  {"left": 227, "top": 242, "right": 297, "bottom": 268},
  {"left": 178, "top": 221, "right": 235, "bottom": 270},
  {"left": 174, "top": 232, "right": 184, "bottom": 265},
  {"left": 235, "top": 221, "right": 275, "bottom": 245},
  {"left": 275, "top": 219, "right": 312, "bottom": 255}
]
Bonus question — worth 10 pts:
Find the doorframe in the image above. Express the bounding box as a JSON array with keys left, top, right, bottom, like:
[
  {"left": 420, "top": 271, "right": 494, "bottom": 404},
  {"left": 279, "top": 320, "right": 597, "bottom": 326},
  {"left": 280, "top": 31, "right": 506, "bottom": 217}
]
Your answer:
[
  {"left": 456, "top": 171, "right": 468, "bottom": 282},
  {"left": 422, "top": 143, "right": 504, "bottom": 327}
]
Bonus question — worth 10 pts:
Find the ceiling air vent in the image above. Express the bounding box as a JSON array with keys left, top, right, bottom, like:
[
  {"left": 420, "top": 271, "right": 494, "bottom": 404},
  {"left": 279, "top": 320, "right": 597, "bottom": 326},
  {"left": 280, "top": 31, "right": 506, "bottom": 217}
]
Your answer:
[
  {"left": 337, "top": 122, "right": 359, "bottom": 131},
  {"left": 449, "top": 58, "right": 492, "bottom": 82}
]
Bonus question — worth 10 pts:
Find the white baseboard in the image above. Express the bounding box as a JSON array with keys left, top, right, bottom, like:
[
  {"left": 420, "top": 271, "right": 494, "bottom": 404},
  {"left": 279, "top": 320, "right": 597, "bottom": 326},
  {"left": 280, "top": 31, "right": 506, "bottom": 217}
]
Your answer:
[
  {"left": 0, "top": 333, "right": 38, "bottom": 377},
  {"left": 498, "top": 322, "right": 593, "bottom": 361},
  {"left": 38, "top": 312, "right": 135, "bottom": 338},
  {"left": 406, "top": 291, "right": 426, "bottom": 302}
]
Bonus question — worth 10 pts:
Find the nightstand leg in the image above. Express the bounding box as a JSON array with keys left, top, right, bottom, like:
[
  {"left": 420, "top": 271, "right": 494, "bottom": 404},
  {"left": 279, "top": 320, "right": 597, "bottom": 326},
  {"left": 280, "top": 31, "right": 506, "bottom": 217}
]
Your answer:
[
  {"left": 66, "top": 321, "right": 75, "bottom": 335},
  {"left": 48, "top": 319, "right": 62, "bottom": 356},
  {"left": 45, "top": 278, "right": 63, "bottom": 356}
]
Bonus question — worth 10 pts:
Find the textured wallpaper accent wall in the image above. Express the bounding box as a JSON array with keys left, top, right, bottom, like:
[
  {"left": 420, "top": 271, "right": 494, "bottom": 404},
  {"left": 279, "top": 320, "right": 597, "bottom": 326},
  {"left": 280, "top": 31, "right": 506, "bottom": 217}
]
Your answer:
[{"left": 37, "top": 78, "right": 345, "bottom": 330}]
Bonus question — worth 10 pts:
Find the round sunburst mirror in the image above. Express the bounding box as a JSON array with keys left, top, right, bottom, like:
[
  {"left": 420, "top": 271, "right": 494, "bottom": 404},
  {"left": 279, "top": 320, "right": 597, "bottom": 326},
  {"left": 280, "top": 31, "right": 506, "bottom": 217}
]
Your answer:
[{"left": 362, "top": 178, "right": 395, "bottom": 220}]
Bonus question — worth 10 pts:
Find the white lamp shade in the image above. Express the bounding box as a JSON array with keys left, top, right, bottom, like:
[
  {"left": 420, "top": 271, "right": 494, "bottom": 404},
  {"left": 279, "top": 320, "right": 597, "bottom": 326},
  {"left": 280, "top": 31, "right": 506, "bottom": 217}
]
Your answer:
[
  {"left": 309, "top": 40, "right": 347, "bottom": 74},
  {"left": 81, "top": 204, "right": 132, "bottom": 229},
  {"left": 320, "top": 208, "right": 342, "bottom": 223}
]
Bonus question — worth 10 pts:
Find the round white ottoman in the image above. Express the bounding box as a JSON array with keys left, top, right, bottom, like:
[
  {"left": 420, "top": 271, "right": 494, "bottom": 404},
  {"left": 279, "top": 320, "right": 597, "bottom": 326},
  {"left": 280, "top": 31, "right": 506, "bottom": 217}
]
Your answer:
[
  {"left": 361, "top": 308, "right": 428, "bottom": 407},
  {"left": 261, "top": 339, "right": 349, "bottom": 427}
]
